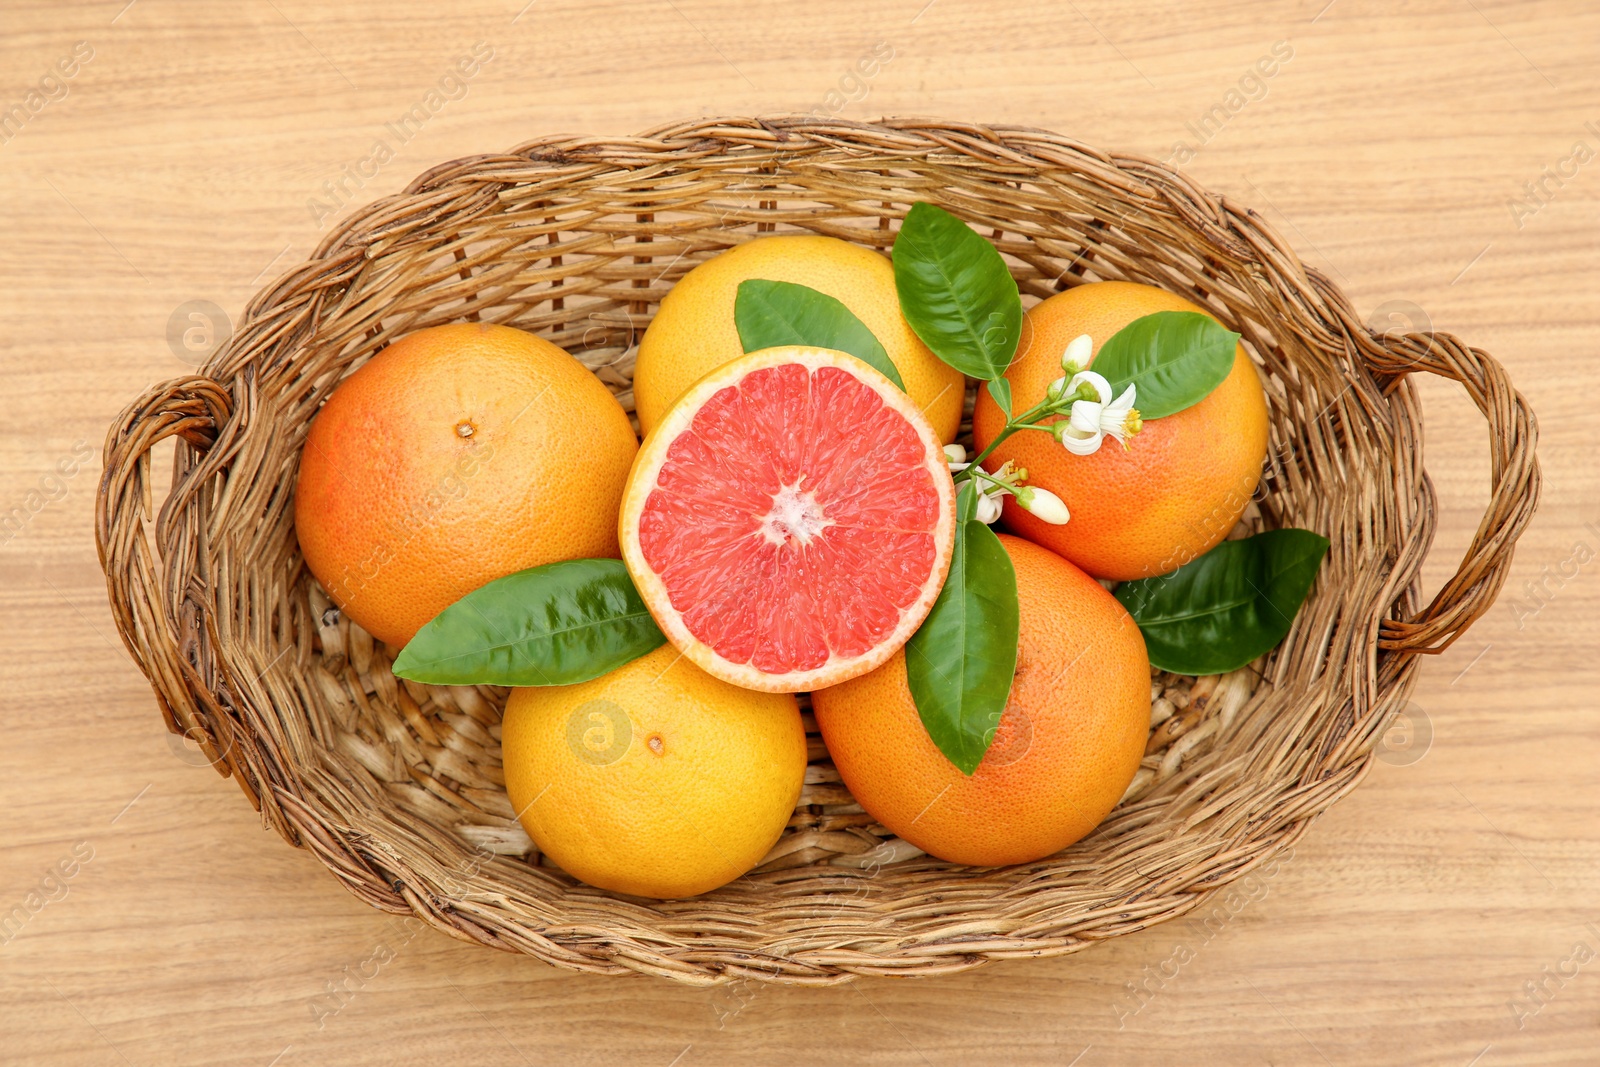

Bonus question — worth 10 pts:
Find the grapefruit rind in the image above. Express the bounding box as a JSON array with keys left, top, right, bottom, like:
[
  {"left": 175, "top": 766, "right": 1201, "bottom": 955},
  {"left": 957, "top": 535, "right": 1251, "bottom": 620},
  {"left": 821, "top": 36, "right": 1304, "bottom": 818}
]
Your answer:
[{"left": 619, "top": 346, "right": 956, "bottom": 693}]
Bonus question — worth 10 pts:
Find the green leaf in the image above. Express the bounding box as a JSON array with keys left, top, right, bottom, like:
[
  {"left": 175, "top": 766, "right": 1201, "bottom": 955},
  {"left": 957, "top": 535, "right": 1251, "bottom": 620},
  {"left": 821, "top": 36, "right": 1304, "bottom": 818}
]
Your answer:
[
  {"left": 735, "top": 279, "right": 905, "bottom": 390},
  {"left": 905, "top": 519, "right": 1020, "bottom": 775},
  {"left": 1115, "top": 529, "right": 1330, "bottom": 675},
  {"left": 892, "top": 201, "right": 1021, "bottom": 380},
  {"left": 392, "top": 559, "right": 666, "bottom": 686},
  {"left": 1091, "top": 310, "right": 1241, "bottom": 420},
  {"left": 985, "top": 376, "right": 1013, "bottom": 418}
]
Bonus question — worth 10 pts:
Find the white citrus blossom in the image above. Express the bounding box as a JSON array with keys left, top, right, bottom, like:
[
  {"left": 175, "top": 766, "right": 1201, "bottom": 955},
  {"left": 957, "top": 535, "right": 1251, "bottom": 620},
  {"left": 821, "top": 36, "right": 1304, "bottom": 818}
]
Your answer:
[
  {"left": 943, "top": 443, "right": 968, "bottom": 466},
  {"left": 1055, "top": 374, "right": 1141, "bottom": 456},
  {"left": 974, "top": 487, "right": 1004, "bottom": 524},
  {"left": 1069, "top": 369, "right": 1114, "bottom": 405},
  {"left": 1016, "top": 486, "right": 1069, "bottom": 525}
]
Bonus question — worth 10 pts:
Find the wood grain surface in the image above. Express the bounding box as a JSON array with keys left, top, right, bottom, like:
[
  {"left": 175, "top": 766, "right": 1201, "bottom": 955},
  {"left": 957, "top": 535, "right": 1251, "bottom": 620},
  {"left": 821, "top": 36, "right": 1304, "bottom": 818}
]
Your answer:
[{"left": 1, "top": 1, "right": 1596, "bottom": 1063}]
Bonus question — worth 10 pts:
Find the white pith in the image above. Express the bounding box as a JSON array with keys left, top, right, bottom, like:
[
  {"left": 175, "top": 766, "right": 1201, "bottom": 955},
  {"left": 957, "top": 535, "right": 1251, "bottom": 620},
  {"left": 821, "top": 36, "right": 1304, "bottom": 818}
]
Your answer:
[{"left": 759, "top": 481, "right": 832, "bottom": 547}]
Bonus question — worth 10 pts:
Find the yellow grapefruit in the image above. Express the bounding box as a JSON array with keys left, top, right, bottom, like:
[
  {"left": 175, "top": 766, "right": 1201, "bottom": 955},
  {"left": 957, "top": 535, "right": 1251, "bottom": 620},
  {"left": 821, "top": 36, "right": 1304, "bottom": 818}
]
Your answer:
[
  {"left": 633, "top": 235, "right": 966, "bottom": 443},
  {"left": 500, "top": 645, "right": 806, "bottom": 898}
]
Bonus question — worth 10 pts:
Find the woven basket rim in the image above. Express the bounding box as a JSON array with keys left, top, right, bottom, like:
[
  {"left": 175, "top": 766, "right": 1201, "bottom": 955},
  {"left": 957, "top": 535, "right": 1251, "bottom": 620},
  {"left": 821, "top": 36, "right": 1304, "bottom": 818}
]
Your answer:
[{"left": 95, "top": 117, "right": 1541, "bottom": 984}]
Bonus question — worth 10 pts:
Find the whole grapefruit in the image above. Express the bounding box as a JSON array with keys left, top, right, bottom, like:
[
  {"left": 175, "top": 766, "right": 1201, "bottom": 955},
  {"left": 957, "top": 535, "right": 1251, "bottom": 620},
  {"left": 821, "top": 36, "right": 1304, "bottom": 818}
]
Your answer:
[
  {"left": 295, "top": 323, "right": 637, "bottom": 648},
  {"left": 973, "top": 281, "right": 1269, "bottom": 580},
  {"left": 812, "top": 534, "right": 1149, "bottom": 867},
  {"left": 500, "top": 644, "right": 807, "bottom": 898},
  {"left": 633, "top": 234, "right": 966, "bottom": 443}
]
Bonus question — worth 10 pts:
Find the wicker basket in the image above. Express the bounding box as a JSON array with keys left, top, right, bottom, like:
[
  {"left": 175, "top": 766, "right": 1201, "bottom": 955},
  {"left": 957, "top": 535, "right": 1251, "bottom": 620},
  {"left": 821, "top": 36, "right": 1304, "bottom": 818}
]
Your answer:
[{"left": 97, "top": 118, "right": 1540, "bottom": 985}]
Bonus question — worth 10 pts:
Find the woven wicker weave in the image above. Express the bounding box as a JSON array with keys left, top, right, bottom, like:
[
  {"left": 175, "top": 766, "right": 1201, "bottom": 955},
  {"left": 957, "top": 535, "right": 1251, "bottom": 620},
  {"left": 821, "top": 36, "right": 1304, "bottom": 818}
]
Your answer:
[{"left": 96, "top": 118, "right": 1540, "bottom": 984}]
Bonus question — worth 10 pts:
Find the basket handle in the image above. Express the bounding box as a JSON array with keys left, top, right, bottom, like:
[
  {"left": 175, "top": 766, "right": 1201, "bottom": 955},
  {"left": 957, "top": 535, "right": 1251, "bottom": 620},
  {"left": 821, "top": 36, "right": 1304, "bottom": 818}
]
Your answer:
[
  {"left": 1360, "top": 327, "right": 1541, "bottom": 655},
  {"left": 96, "top": 376, "right": 235, "bottom": 744}
]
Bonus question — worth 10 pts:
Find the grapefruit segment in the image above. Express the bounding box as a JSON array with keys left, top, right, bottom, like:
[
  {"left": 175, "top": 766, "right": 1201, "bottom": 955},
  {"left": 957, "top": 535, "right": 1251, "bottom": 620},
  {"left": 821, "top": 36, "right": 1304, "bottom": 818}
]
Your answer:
[{"left": 621, "top": 347, "right": 956, "bottom": 692}]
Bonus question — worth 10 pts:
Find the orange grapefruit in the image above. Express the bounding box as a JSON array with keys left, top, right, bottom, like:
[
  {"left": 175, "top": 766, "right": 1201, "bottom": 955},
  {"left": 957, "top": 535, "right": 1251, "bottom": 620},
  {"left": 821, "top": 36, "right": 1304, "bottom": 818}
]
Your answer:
[
  {"left": 295, "top": 323, "right": 638, "bottom": 648},
  {"left": 633, "top": 235, "right": 967, "bottom": 443},
  {"left": 619, "top": 346, "right": 956, "bottom": 693},
  {"left": 973, "top": 281, "right": 1269, "bottom": 580},
  {"left": 812, "top": 534, "right": 1149, "bottom": 867},
  {"left": 501, "top": 645, "right": 806, "bottom": 898}
]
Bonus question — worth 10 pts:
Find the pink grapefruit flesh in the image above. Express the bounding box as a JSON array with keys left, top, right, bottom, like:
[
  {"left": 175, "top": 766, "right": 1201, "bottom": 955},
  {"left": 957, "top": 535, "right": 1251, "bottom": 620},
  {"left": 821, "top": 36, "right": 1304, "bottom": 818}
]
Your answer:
[{"left": 620, "top": 347, "right": 956, "bottom": 692}]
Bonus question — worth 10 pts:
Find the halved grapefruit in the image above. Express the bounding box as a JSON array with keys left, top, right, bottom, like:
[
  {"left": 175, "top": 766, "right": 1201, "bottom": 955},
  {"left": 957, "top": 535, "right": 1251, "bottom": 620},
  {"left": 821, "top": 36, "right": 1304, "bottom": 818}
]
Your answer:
[{"left": 620, "top": 347, "right": 957, "bottom": 693}]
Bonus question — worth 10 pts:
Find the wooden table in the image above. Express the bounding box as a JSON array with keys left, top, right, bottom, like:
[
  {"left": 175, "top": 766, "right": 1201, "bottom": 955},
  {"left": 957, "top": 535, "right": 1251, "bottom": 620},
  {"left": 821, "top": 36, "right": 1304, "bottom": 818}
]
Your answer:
[{"left": 2, "top": 1, "right": 1595, "bottom": 1063}]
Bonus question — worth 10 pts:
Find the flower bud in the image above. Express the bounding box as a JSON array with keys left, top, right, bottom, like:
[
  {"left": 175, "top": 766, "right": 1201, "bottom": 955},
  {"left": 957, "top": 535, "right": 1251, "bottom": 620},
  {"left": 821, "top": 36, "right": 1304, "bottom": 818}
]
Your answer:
[
  {"left": 1060, "top": 333, "right": 1093, "bottom": 374},
  {"left": 1045, "top": 377, "right": 1067, "bottom": 403},
  {"left": 1017, "top": 486, "right": 1069, "bottom": 525},
  {"left": 943, "top": 443, "right": 967, "bottom": 464}
]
